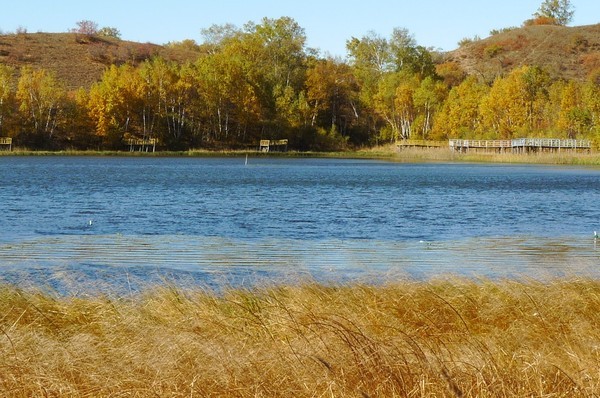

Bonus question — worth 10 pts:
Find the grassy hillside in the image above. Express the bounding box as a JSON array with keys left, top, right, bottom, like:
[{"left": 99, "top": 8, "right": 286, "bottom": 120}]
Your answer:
[
  {"left": 3, "top": 24, "right": 600, "bottom": 92},
  {"left": 0, "top": 32, "right": 199, "bottom": 90},
  {"left": 447, "top": 23, "right": 600, "bottom": 82}
]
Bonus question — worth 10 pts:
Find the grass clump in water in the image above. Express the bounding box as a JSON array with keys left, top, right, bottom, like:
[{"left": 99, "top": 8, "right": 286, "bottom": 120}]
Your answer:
[{"left": 1, "top": 278, "right": 600, "bottom": 397}]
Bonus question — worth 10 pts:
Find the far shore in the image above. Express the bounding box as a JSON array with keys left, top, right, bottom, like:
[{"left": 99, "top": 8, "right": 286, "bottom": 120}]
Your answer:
[{"left": 2, "top": 145, "right": 600, "bottom": 166}]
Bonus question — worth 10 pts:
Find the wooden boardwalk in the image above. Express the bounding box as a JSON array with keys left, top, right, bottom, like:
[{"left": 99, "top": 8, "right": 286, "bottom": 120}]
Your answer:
[
  {"left": 397, "top": 140, "right": 446, "bottom": 149},
  {"left": 449, "top": 138, "right": 591, "bottom": 153}
]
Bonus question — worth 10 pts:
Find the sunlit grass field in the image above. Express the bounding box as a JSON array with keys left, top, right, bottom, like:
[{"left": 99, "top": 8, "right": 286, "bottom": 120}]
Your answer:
[{"left": 1, "top": 278, "right": 599, "bottom": 397}]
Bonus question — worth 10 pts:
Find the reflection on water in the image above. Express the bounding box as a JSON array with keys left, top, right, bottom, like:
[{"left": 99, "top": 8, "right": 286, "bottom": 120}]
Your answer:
[{"left": 1, "top": 234, "right": 599, "bottom": 293}]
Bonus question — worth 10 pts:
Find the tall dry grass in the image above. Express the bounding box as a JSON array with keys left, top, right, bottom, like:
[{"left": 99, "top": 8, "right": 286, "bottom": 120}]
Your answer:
[
  {"left": 393, "top": 147, "right": 600, "bottom": 165},
  {"left": 1, "top": 279, "right": 600, "bottom": 397}
]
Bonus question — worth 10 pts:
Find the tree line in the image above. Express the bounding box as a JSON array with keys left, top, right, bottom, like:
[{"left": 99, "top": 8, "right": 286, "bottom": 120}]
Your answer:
[{"left": 1, "top": 15, "right": 599, "bottom": 151}]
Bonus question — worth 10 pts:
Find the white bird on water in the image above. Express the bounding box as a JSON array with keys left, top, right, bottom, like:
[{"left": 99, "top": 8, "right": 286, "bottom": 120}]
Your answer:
[{"left": 88, "top": 220, "right": 93, "bottom": 227}]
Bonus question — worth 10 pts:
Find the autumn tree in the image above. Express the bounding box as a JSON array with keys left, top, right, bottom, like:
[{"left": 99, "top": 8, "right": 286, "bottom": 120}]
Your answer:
[
  {"left": 138, "top": 58, "right": 185, "bottom": 144},
  {"left": 479, "top": 67, "right": 547, "bottom": 139},
  {"left": 521, "top": 66, "right": 551, "bottom": 132},
  {"left": 249, "top": 17, "right": 309, "bottom": 141},
  {"left": 412, "top": 76, "right": 448, "bottom": 139},
  {"left": 582, "top": 70, "right": 600, "bottom": 139},
  {"left": 16, "top": 67, "right": 66, "bottom": 147},
  {"left": 432, "top": 76, "right": 488, "bottom": 140},
  {"left": 373, "top": 71, "right": 420, "bottom": 142},
  {"left": 557, "top": 81, "right": 591, "bottom": 138},
  {"left": 306, "top": 59, "right": 358, "bottom": 130},
  {"left": 193, "top": 42, "right": 263, "bottom": 145},
  {"left": 0, "top": 65, "right": 15, "bottom": 136},
  {"left": 61, "top": 88, "right": 98, "bottom": 149},
  {"left": 436, "top": 62, "right": 467, "bottom": 88},
  {"left": 534, "top": 0, "right": 574, "bottom": 26},
  {"left": 88, "top": 64, "right": 145, "bottom": 148}
]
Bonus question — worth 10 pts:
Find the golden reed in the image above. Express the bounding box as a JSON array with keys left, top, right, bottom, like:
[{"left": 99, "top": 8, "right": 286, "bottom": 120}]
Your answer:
[{"left": 1, "top": 278, "right": 599, "bottom": 397}]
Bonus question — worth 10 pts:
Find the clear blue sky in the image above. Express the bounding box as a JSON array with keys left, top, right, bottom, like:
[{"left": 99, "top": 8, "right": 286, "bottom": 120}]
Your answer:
[{"left": 1, "top": 0, "right": 599, "bottom": 56}]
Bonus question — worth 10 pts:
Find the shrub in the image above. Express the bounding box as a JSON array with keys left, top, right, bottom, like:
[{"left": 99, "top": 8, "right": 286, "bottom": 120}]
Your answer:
[
  {"left": 484, "top": 44, "right": 504, "bottom": 58},
  {"left": 523, "top": 16, "right": 559, "bottom": 26}
]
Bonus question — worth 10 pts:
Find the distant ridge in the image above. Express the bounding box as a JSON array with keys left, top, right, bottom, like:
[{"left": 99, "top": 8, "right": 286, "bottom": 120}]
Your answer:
[
  {"left": 445, "top": 23, "right": 600, "bottom": 82},
  {"left": 2, "top": 23, "right": 600, "bottom": 91},
  {"left": 0, "top": 33, "right": 199, "bottom": 90}
]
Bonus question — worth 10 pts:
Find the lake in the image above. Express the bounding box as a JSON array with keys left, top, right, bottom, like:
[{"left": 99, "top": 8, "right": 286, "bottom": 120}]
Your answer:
[{"left": 1, "top": 156, "right": 599, "bottom": 293}]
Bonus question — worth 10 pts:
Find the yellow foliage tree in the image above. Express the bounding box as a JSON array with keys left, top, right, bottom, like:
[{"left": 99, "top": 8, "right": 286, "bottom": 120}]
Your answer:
[
  {"left": 0, "top": 65, "right": 15, "bottom": 136},
  {"left": 431, "top": 76, "right": 488, "bottom": 140},
  {"left": 479, "top": 67, "right": 530, "bottom": 139},
  {"left": 88, "top": 64, "right": 145, "bottom": 147},
  {"left": 16, "top": 67, "right": 66, "bottom": 144}
]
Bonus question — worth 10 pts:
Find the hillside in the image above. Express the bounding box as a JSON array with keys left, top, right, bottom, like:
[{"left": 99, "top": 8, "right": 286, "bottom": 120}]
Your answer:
[
  {"left": 446, "top": 23, "right": 600, "bottom": 82},
  {"left": 0, "top": 33, "right": 200, "bottom": 90},
  {"left": 3, "top": 25, "right": 600, "bottom": 91}
]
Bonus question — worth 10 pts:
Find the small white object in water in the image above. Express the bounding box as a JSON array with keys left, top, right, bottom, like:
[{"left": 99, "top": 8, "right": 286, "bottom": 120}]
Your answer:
[
  {"left": 595, "top": 231, "right": 598, "bottom": 239},
  {"left": 88, "top": 220, "right": 93, "bottom": 226}
]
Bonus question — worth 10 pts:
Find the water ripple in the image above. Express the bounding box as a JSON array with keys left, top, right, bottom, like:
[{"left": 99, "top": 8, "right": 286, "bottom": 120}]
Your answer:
[{"left": 1, "top": 234, "right": 599, "bottom": 293}]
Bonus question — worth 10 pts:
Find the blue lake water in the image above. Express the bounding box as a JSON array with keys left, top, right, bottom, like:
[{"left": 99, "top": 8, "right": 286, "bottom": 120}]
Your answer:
[{"left": 1, "top": 156, "right": 600, "bottom": 293}]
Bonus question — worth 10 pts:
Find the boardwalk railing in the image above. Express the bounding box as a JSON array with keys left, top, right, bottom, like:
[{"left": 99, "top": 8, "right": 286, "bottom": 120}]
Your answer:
[
  {"left": 449, "top": 140, "right": 512, "bottom": 149},
  {"left": 449, "top": 138, "right": 591, "bottom": 152},
  {"left": 511, "top": 138, "right": 590, "bottom": 149}
]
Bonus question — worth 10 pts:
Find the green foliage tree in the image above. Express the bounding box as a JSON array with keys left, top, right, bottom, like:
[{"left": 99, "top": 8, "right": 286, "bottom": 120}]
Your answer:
[
  {"left": 534, "top": 0, "right": 574, "bottom": 26},
  {"left": 390, "top": 28, "right": 436, "bottom": 78},
  {"left": 97, "top": 27, "right": 121, "bottom": 39},
  {"left": 373, "top": 71, "right": 420, "bottom": 142},
  {"left": 412, "top": 76, "right": 448, "bottom": 139}
]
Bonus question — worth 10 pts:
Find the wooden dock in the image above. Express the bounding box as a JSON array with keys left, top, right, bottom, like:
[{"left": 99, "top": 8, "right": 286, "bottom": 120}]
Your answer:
[
  {"left": 0, "top": 137, "right": 12, "bottom": 151},
  {"left": 128, "top": 138, "right": 157, "bottom": 152},
  {"left": 449, "top": 138, "right": 591, "bottom": 153},
  {"left": 259, "top": 139, "right": 288, "bottom": 152}
]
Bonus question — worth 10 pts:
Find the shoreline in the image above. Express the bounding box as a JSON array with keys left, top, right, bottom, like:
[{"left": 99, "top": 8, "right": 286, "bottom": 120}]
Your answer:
[{"left": 2, "top": 146, "right": 600, "bottom": 165}]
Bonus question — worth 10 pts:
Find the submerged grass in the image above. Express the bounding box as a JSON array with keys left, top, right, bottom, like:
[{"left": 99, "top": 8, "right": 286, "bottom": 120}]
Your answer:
[{"left": 1, "top": 278, "right": 600, "bottom": 397}]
